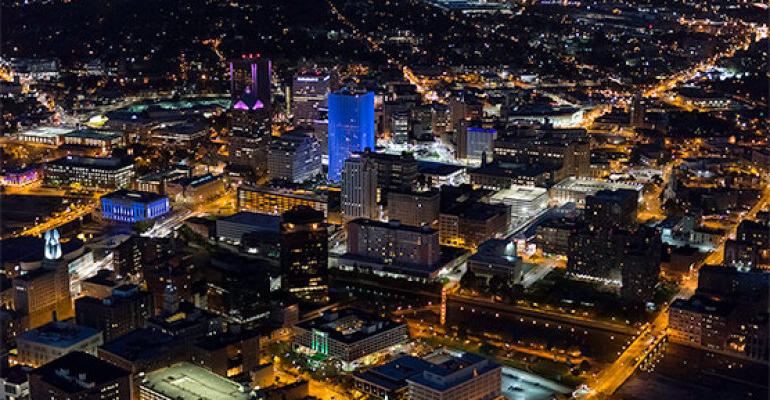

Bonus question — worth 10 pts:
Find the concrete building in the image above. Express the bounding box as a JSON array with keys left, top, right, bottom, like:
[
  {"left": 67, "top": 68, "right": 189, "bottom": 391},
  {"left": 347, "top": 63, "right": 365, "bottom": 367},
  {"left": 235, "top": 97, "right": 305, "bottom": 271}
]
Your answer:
[
  {"left": 489, "top": 185, "right": 548, "bottom": 227},
  {"left": 347, "top": 219, "right": 441, "bottom": 267},
  {"left": 237, "top": 186, "right": 327, "bottom": 216},
  {"left": 28, "top": 352, "right": 131, "bottom": 400},
  {"left": 100, "top": 190, "right": 170, "bottom": 223},
  {"left": 0, "top": 365, "right": 30, "bottom": 400},
  {"left": 550, "top": 178, "right": 642, "bottom": 208},
  {"left": 467, "top": 239, "right": 523, "bottom": 283},
  {"left": 74, "top": 284, "right": 153, "bottom": 342},
  {"left": 387, "top": 190, "right": 440, "bottom": 228},
  {"left": 45, "top": 156, "right": 134, "bottom": 190},
  {"left": 341, "top": 156, "right": 379, "bottom": 221},
  {"left": 215, "top": 211, "right": 280, "bottom": 245},
  {"left": 16, "top": 321, "right": 103, "bottom": 368},
  {"left": 165, "top": 174, "right": 224, "bottom": 203},
  {"left": 139, "top": 363, "right": 251, "bottom": 400},
  {"left": 62, "top": 129, "right": 124, "bottom": 149},
  {"left": 293, "top": 308, "right": 408, "bottom": 368},
  {"left": 267, "top": 131, "right": 322, "bottom": 183},
  {"left": 406, "top": 353, "right": 502, "bottom": 400},
  {"left": 439, "top": 202, "right": 510, "bottom": 250}
]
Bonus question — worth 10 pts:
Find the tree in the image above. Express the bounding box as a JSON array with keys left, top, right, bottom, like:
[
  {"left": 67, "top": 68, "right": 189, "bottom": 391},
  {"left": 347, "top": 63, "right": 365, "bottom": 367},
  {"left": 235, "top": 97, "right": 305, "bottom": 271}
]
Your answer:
[
  {"left": 132, "top": 219, "right": 155, "bottom": 234},
  {"left": 460, "top": 269, "right": 480, "bottom": 292}
]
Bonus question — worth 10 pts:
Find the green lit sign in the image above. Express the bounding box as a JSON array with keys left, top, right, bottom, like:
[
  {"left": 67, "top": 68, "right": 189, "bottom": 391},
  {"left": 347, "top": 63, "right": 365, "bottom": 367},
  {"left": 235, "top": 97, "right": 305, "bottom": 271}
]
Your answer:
[{"left": 311, "top": 329, "right": 329, "bottom": 356}]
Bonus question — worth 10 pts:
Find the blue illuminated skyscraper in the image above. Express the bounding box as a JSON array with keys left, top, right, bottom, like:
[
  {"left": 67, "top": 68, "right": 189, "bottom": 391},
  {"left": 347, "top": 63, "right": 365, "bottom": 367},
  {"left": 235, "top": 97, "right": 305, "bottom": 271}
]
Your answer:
[{"left": 327, "top": 89, "right": 375, "bottom": 181}]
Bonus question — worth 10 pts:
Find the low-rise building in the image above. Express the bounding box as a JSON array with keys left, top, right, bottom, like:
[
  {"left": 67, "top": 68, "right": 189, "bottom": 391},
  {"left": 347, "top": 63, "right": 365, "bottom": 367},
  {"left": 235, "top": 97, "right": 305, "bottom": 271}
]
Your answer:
[
  {"left": 549, "top": 177, "right": 642, "bottom": 208},
  {"left": 293, "top": 308, "right": 408, "bottom": 369},
  {"left": 215, "top": 211, "right": 280, "bottom": 245},
  {"left": 489, "top": 185, "right": 548, "bottom": 227},
  {"left": 439, "top": 202, "right": 510, "bottom": 250},
  {"left": 16, "top": 321, "right": 103, "bottom": 368},
  {"left": 45, "top": 156, "right": 134, "bottom": 190},
  {"left": 139, "top": 363, "right": 251, "bottom": 400},
  {"left": 28, "top": 352, "right": 131, "bottom": 400},
  {"left": 354, "top": 350, "right": 502, "bottom": 400},
  {"left": 467, "top": 239, "right": 523, "bottom": 283},
  {"left": 237, "top": 186, "right": 327, "bottom": 216},
  {"left": 166, "top": 174, "right": 224, "bottom": 203},
  {"left": 100, "top": 190, "right": 170, "bottom": 223},
  {"left": 62, "top": 129, "right": 124, "bottom": 149}
]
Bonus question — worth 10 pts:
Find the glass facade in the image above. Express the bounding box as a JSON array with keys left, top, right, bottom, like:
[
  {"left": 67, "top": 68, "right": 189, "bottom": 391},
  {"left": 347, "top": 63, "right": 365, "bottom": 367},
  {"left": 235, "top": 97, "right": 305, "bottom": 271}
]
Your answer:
[
  {"left": 101, "top": 195, "right": 170, "bottom": 223},
  {"left": 327, "top": 91, "right": 375, "bottom": 181}
]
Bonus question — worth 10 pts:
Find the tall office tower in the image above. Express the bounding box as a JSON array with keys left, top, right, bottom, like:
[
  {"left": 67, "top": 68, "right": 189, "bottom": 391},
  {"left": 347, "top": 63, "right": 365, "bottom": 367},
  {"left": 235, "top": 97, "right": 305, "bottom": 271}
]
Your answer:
[
  {"left": 456, "top": 121, "right": 497, "bottom": 163},
  {"left": 390, "top": 110, "right": 410, "bottom": 144},
  {"left": 341, "top": 156, "right": 379, "bottom": 221},
  {"left": 230, "top": 56, "right": 271, "bottom": 109},
  {"left": 228, "top": 56, "right": 273, "bottom": 179},
  {"left": 13, "top": 230, "right": 73, "bottom": 329},
  {"left": 358, "top": 149, "right": 419, "bottom": 199},
  {"left": 629, "top": 93, "right": 646, "bottom": 128},
  {"left": 327, "top": 89, "right": 375, "bottom": 181},
  {"left": 280, "top": 206, "right": 328, "bottom": 304},
  {"left": 292, "top": 73, "right": 331, "bottom": 124},
  {"left": 267, "top": 131, "right": 323, "bottom": 183}
]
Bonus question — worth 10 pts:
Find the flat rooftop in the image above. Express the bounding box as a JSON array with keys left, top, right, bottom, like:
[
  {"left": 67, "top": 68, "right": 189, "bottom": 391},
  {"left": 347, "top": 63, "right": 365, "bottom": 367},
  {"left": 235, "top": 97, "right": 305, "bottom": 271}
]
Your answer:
[
  {"left": 63, "top": 129, "right": 123, "bottom": 140},
  {"left": 142, "top": 363, "right": 250, "bottom": 400},
  {"left": 469, "top": 238, "right": 520, "bottom": 265},
  {"left": 18, "top": 321, "right": 100, "bottom": 348},
  {"left": 102, "top": 189, "right": 167, "bottom": 203},
  {"left": 18, "top": 126, "right": 73, "bottom": 138},
  {"left": 491, "top": 185, "right": 548, "bottom": 202},
  {"left": 100, "top": 328, "right": 180, "bottom": 362},
  {"left": 30, "top": 352, "right": 130, "bottom": 393},
  {"left": 417, "top": 161, "right": 465, "bottom": 176},
  {"left": 552, "top": 177, "right": 642, "bottom": 193},
  {"left": 218, "top": 211, "right": 280, "bottom": 231},
  {"left": 50, "top": 155, "right": 133, "bottom": 170},
  {"left": 296, "top": 308, "right": 404, "bottom": 344}
]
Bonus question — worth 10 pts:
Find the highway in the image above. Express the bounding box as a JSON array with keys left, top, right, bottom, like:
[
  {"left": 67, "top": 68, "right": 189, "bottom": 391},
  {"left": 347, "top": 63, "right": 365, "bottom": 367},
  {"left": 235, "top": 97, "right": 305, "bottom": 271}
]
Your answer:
[
  {"left": 448, "top": 294, "right": 638, "bottom": 336},
  {"left": 584, "top": 181, "right": 770, "bottom": 398}
]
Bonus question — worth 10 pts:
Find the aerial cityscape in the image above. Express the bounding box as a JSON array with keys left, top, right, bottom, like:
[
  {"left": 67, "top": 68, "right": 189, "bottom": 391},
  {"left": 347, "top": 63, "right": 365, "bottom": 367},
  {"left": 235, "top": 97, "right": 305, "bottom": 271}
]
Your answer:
[{"left": 0, "top": 0, "right": 768, "bottom": 399}]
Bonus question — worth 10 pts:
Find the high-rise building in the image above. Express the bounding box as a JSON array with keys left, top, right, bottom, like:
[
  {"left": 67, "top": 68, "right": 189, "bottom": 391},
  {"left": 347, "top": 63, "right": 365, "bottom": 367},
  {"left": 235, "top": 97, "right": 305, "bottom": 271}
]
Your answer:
[
  {"left": 28, "top": 352, "right": 131, "bottom": 400},
  {"left": 327, "top": 89, "right": 375, "bottom": 181},
  {"left": 280, "top": 206, "right": 328, "bottom": 304},
  {"left": 629, "top": 93, "right": 646, "bottom": 128},
  {"left": 203, "top": 254, "right": 272, "bottom": 328},
  {"left": 341, "top": 156, "right": 379, "bottom": 221},
  {"left": 229, "top": 56, "right": 271, "bottom": 110},
  {"left": 292, "top": 73, "right": 331, "bottom": 124},
  {"left": 568, "top": 225, "right": 661, "bottom": 303},
  {"left": 267, "top": 131, "right": 322, "bottom": 183},
  {"left": 358, "top": 149, "right": 419, "bottom": 199},
  {"left": 12, "top": 230, "right": 73, "bottom": 329},
  {"left": 228, "top": 57, "right": 273, "bottom": 179},
  {"left": 390, "top": 110, "right": 410, "bottom": 144},
  {"left": 457, "top": 122, "right": 497, "bottom": 163}
]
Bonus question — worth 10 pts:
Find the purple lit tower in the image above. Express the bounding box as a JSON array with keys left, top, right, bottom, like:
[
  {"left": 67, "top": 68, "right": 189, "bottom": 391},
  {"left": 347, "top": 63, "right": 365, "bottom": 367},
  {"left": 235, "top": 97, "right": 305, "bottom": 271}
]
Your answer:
[{"left": 229, "top": 54, "right": 272, "bottom": 111}]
